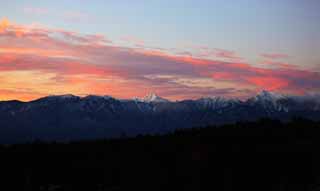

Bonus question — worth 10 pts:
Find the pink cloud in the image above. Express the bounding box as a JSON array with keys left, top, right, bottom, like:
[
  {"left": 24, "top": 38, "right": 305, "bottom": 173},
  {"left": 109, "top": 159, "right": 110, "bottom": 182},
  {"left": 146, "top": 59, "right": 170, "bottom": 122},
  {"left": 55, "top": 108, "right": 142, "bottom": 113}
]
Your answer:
[
  {"left": 213, "top": 49, "right": 242, "bottom": 60},
  {"left": 261, "top": 53, "right": 289, "bottom": 60},
  {"left": 197, "top": 48, "right": 243, "bottom": 62},
  {"left": 0, "top": 19, "right": 319, "bottom": 100},
  {"left": 246, "top": 76, "right": 290, "bottom": 91},
  {"left": 261, "top": 60, "right": 297, "bottom": 69}
]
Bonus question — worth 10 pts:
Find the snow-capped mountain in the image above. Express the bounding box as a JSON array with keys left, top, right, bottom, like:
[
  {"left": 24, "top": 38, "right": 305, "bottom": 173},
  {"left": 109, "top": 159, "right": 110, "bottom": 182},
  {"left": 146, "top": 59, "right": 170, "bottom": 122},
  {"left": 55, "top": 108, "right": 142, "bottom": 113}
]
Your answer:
[
  {"left": 139, "top": 93, "right": 170, "bottom": 103},
  {"left": 0, "top": 90, "right": 319, "bottom": 143},
  {"left": 247, "top": 91, "right": 320, "bottom": 112},
  {"left": 247, "top": 90, "right": 290, "bottom": 112}
]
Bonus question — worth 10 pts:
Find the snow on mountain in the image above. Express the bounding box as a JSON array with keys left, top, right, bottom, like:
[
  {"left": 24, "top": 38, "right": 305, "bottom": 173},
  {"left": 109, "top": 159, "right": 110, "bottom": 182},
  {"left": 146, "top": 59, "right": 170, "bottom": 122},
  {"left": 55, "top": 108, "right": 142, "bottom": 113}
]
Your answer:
[
  {"left": 19, "top": 91, "right": 320, "bottom": 113},
  {"left": 140, "top": 93, "right": 170, "bottom": 103},
  {"left": 0, "top": 91, "right": 320, "bottom": 143},
  {"left": 246, "top": 90, "right": 290, "bottom": 111},
  {"left": 253, "top": 90, "right": 286, "bottom": 102}
]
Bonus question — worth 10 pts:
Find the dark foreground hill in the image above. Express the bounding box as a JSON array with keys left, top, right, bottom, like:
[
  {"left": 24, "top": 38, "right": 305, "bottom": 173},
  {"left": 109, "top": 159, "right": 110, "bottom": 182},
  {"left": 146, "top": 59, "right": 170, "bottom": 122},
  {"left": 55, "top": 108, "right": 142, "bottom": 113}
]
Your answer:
[{"left": 1, "top": 119, "right": 320, "bottom": 191}]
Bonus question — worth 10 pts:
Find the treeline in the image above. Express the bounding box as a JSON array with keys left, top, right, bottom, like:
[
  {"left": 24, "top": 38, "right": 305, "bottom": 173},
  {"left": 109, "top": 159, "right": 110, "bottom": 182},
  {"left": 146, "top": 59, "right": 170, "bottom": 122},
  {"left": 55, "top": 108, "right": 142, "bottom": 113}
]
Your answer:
[{"left": 1, "top": 118, "right": 320, "bottom": 191}]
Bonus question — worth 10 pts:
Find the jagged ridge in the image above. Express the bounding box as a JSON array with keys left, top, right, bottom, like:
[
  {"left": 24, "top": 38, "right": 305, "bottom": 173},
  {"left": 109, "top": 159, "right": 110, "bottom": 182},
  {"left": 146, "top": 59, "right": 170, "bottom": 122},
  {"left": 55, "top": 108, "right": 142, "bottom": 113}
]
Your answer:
[{"left": 0, "top": 91, "right": 319, "bottom": 143}]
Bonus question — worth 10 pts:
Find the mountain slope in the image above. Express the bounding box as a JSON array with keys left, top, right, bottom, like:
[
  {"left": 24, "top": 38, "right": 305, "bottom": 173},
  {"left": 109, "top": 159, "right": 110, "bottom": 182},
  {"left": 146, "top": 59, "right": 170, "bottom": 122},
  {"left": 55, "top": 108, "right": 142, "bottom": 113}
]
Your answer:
[{"left": 0, "top": 91, "right": 319, "bottom": 143}]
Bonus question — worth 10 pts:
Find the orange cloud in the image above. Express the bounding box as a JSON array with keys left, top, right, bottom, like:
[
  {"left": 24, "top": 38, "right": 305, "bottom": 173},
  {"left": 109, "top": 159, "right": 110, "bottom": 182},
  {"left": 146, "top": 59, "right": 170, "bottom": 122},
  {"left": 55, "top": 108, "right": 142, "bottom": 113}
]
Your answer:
[
  {"left": 0, "top": 19, "right": 319, "bottom": 101},
  {"left": 0, "top": 89, "right": 44, "bottom": 101},
  {"left": 0, "top": 18, "right": 10, "bottom": 32},
  {"left": 0, "top": 47, "right": 68, "bottom": 57}
]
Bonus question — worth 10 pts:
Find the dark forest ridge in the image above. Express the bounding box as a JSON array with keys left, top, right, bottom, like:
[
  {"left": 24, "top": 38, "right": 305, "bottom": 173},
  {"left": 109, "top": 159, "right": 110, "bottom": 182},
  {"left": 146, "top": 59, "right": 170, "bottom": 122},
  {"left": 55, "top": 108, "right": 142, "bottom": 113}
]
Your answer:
[{"left": 1, "top": 119, "right": 320, "bottom": 191}]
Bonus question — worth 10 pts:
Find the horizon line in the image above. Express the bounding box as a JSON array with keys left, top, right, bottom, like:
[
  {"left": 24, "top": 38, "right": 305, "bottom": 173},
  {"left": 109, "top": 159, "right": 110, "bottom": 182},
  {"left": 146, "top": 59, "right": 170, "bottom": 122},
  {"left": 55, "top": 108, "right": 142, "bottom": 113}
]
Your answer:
[{"left": 1, "top": 90, "right": 319, "bottom": 103}]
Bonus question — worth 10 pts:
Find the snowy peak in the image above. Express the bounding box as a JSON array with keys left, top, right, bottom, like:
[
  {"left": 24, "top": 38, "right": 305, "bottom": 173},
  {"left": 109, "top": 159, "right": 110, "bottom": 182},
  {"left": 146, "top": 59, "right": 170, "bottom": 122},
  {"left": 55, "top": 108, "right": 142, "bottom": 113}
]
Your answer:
[
  {"left": 255, "top": 90, "right": 285, "bottom": 101},
  {"left": 250, "top": 90, "right": 288, "bottom": 106},
  {"left": 247, "top": 90, "right": 291, "bottom": 112},
  {"left": 141, "top": 93, "right": 170, "bottom": 103}
]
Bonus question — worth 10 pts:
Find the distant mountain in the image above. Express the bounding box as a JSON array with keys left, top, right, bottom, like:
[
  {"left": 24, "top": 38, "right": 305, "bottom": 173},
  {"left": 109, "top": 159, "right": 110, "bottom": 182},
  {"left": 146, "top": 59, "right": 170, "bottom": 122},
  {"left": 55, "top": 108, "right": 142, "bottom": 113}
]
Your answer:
[
  {"left": 0, "top": 91, "right": 319, "bottom": 143},
  {"left": 140, "top": 93, "right": 170, "bottom": 103}
]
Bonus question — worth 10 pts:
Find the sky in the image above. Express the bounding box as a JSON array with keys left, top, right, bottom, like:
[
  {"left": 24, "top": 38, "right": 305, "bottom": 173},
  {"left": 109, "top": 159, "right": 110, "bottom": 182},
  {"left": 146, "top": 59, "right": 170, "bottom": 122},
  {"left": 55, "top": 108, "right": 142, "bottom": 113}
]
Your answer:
[{"left": 0, "top": 0, "right": 319, "bottom": 101}]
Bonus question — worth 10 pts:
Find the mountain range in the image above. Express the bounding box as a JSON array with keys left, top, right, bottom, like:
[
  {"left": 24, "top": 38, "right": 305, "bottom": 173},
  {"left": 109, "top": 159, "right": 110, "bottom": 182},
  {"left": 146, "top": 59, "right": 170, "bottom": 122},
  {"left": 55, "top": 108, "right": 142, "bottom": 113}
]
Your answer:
[{"left": 0, "top": 90, "right": 319, "bottom": 143}]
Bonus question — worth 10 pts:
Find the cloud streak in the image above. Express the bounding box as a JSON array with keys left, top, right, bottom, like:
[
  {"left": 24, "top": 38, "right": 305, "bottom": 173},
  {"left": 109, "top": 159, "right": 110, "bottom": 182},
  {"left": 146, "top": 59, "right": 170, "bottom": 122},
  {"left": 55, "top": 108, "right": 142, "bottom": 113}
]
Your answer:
[
  {"left": 261, "top": 53, "right": 289, "bottom": 60},
  {"left": 0, "top": 19, "right": 319, "bottom": 100}
]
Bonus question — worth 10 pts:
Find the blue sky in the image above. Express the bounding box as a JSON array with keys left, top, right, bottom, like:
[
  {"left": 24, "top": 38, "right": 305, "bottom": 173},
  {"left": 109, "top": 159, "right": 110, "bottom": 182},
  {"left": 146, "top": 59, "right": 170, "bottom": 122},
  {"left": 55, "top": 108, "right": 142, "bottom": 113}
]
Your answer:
[{"left": 2, "top": 0, "right": 320, "bottom": 61}]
